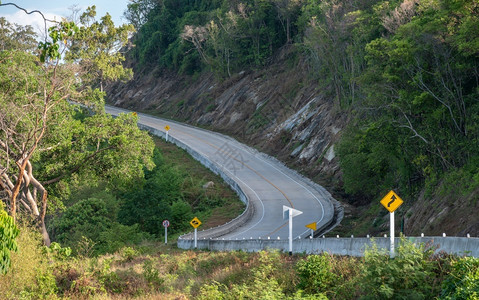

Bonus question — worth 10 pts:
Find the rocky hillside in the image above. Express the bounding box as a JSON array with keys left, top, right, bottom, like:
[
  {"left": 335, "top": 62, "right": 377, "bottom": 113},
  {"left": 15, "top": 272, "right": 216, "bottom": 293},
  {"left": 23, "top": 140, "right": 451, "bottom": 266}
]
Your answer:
[
  {"left": 107, "top": 47, "right": 346, "bottom": 193},
  {"left": 107, "top": 0, "right": 479, "bottom": 237}
]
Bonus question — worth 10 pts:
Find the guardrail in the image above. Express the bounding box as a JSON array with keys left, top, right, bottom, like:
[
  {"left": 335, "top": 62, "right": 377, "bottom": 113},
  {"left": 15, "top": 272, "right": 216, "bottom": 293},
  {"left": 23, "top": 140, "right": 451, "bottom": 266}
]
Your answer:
[
  {"left": 107, "top": 106, "right": 338, "bottom": 240},
  {"left": 136, "top": 119, "right": 340, "bottom": 240},
  {"left": 177, "top": 235, "right": 479, "bottom": 257}
]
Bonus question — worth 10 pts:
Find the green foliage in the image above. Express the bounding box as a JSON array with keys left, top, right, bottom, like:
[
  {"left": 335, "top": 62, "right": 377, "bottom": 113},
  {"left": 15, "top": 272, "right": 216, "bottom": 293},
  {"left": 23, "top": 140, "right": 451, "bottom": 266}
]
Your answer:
[
  {"left": 296, "top": 253, "right": 337, "bottom": 295},
  {"left": 42, "top": 242, "right": 72, "bottom": 261},
  {"left": 299, "top": 0, "right": 382, "bottom": 106},
  {"left": 0, "top": 225, "right": 59, "bottom": 299},
  {"left": 53, "top": 195, "right": 150, "bottom": 256},
  {"left": 441, "top": 257, "right": 479, "bottom": 299},
  {"left": 142, "top": 259, "right": 164, "bottom": 289},
  {"left": 130, "top": 0, "right": 292, "bottom": 75},
  {"left": 0, "top": 17, "right": 37, "bottom": 52},
  {"left": 40, "top": 111, "right": 155, "bottom": 192},
  {"left": 335, "top": 0, "right": 479, "bottom": 204},
  {"left": 197, "top": 281, "right": 226, "bottom": 300},
  {"left": 66, "top": 6, "right": 135, "bottom": 90},
  {"left": 337, "top": 120, "right": 411, "bottom": 199},
  {"left": 360, "top": 238, "right": 439, "bottom": 299},
  {"left": 0, "top": 7, "right": 151, "bottom": 247},
  {"left": 38, "top": 21, "right": 77, "bottom": 63},
  {"left": 120, "top": 246, "right": 138, "bottom": 262},
  {"left": 0, "top": 208, "right": 19, "bottom": 275},
  {"left": 1, "top": 230, "right": 477, "bottom": 299},
  {"left": 124, "top": 0, "right": 156, "bottom": 29},
  {"left": 54, "top": 198, "right": 111, "bottom": 251}
]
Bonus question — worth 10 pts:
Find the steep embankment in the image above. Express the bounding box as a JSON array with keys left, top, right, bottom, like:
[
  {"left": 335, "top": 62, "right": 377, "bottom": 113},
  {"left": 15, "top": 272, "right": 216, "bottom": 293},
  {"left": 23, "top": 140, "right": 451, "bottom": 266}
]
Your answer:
[
  {"left": 108, "top": 0, "right": 479, "bottom": 238},
  {"left": 107, "top": 50, "right": 479, "bottom": 238},
  {"left": 107, "top": 49, "right": 346, "bottom": 195}
]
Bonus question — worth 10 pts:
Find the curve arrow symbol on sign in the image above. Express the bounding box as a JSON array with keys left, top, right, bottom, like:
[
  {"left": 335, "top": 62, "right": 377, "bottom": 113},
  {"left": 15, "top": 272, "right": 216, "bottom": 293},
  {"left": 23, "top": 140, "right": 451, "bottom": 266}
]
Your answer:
[{"left": 388, "top": 195, "right": 396, "bottom": 207}]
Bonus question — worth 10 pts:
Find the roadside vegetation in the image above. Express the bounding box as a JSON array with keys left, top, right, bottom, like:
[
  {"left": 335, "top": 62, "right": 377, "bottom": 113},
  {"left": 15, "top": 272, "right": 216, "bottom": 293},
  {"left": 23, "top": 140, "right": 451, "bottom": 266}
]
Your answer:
[
  {"left": 1, "top": 227, "right": 478, "bottom": 299},
  {"left": 0, "top": 1, "right": 242, "bottom": 278}
]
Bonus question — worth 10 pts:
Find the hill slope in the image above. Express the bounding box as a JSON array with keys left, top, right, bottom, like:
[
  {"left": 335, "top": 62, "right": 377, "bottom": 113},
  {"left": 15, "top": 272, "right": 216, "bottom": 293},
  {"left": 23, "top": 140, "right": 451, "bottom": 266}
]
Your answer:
[{"left": 107, "top": 0, "right": 479, "bottom": 237}]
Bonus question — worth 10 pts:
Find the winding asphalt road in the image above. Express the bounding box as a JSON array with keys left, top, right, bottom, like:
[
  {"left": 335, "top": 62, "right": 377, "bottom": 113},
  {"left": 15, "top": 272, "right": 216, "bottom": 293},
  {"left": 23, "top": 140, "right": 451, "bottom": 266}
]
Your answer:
[{"left": 106, "top": 105, "right": 336, "bottom": 240}]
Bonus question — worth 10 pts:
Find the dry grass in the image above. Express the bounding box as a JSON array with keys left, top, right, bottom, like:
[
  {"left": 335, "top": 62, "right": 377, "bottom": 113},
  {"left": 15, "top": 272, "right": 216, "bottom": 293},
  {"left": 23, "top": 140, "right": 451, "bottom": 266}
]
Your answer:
[{"left": 0, "top": 223, "right": 48, "bottom": 299}]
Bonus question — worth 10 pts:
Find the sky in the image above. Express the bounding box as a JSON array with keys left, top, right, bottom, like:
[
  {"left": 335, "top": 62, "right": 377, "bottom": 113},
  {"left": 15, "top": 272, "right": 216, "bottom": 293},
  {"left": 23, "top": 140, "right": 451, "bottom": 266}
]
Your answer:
[{"left": 0, "top": 0, "right": 130, "bottom": 36}]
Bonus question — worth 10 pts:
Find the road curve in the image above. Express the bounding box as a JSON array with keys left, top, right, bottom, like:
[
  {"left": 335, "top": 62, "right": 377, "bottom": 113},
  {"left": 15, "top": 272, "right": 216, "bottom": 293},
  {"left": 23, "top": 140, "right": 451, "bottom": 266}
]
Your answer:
[{"left": 106, "top": 105, "right": 338, "bottom": 240}]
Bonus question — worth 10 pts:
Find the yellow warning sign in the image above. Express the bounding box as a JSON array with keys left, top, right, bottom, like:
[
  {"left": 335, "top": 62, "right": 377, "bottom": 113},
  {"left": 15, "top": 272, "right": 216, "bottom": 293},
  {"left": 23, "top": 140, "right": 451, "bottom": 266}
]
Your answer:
[
  {"left": 380, "top": 190, "right": 403, "bottom": 213},
  {"left": 164, "top": 125, "right": 170, "bottom": 131},
  {"left": 305, "top": 222, "right": 317, "bottom": 231},
  {"left": 190, "top": 217, "right": 202, "bottom": 228}
]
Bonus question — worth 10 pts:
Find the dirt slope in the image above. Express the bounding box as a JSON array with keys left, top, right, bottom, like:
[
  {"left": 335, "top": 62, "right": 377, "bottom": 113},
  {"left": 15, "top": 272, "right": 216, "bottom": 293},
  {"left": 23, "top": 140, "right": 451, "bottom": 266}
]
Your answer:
[
  {"left": 106, "top": 48, "right": 479, "bottom": 237},
  {"left": 107, "top": 50, "right": 346, "bottom": 194}
]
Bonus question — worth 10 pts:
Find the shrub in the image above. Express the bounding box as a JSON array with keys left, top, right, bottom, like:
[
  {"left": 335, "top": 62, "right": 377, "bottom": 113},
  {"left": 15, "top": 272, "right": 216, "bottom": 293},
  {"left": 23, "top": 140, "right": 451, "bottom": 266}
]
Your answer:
[
  {"left": 440, "top": 256, "right": 479, "bottom": 299},
  {"left": 54, "top": 197, "right": 110, "bottom": 252},
  {"left": 197, "top": 281, "right": 226, "bottom": 300},
  {"left": 359, "top": 238, "right": 438, "bottom": 299},
  {"left": 143, "top": 259, "right": 164, "bottom": 290},
  {"left": 227, "top": 251, "right": 285, "bottom": 299},
  {"left": 296, "top": 253, "right": 337, "bottom": 295},
  {"left": 0, "top": 208, "right": 19, "bottom": 274}
]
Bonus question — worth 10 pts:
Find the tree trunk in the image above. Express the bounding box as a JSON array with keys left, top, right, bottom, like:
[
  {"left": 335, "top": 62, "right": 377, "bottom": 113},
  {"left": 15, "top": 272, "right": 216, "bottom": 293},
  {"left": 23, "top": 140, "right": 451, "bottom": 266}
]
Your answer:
[
  {"left": 10, "top": 160, "right": 28, "bottom": 221},
  {"left": 41, "top": 221, "right": 51, "bottom": 246}
]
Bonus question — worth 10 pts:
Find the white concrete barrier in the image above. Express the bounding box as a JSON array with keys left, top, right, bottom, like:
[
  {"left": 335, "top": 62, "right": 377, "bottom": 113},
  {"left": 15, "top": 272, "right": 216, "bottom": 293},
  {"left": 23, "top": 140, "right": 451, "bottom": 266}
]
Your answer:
[
  {"left": 177, "top": 236, "right": 479, "bottom": 257},
  {"left": 137, "top": 124, "right": 255, "bottom": 239}
]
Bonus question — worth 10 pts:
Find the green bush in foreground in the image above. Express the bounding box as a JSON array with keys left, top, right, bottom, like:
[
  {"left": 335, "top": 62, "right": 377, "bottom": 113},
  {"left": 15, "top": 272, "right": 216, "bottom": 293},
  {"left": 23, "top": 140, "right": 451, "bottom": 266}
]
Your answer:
[
  {"left": 296, "top": 253, "right": 337, "bottom": 295},
  {"left": 359, "top": 238, "right": 440, "bottom": 299},
  {"left": 0, "top": 207, "right": 19, "bottom": 275},
  {"left": 3, "top": 230, "right": 479, "bottom": 299},
  {"left": 441, "top": 256, "right": 479, "bottom": 299}
]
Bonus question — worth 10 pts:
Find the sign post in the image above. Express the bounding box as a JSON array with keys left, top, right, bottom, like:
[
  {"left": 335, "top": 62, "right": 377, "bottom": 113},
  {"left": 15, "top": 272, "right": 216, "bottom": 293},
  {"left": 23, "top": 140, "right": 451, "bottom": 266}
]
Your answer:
[
  {"left": 380, "top": 190, "right": 404, "bottom": 258},
  {"left": 164, "top": 125, "right": 170, "bottom": 142},
  {"left": 190, "top": 217, "right": 202, "bottom": 249},
  {"left": 305, "top": 222, "right": 317, "bottom": 238},
  {"left": 283, "top": 206, "right": 303, "bottom": 255},
  {"left": 162, "top": 220, "right": 170, "bottom": 244}
]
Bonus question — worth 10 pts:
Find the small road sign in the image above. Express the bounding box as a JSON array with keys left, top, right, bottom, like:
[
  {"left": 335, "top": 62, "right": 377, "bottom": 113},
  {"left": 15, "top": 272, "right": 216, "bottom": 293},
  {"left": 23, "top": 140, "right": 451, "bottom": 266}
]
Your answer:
[
  {"left": 283, "top": 205, "right": 302, "bottom": 220},
  {"left": 164, "top": 125, "right": 171, "bottom": 142},
  {"left": 380, "top": 190, "right": 403, "bottom": 213},
  {"left": 190, "top": 217, "right": 202, "bottom": 228},
  {"left": 283, "top": 206, "right": 303, "bottom": 255},
  {"left": 162, "top": 220, "right": 170, "bottom": 244},
  {"left": 380, "top": 190, "right": 404, "bottom": 258},
  {"left": 305, "top": 222, "right": 317, "bottom": 231}
]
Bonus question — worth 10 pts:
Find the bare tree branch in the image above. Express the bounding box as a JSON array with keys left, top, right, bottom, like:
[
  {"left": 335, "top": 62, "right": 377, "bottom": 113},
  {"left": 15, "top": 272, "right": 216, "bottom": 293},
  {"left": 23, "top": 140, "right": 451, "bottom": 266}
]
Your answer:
[{"left": 0, "top": 3, "right": 59, "bottom": 41}]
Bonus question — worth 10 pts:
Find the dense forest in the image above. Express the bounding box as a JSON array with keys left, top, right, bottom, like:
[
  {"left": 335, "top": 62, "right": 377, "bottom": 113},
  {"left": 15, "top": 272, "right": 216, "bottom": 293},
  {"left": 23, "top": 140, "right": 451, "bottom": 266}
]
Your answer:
[{"left": 124, "top": 0, "right": 479, "bottom": 222}]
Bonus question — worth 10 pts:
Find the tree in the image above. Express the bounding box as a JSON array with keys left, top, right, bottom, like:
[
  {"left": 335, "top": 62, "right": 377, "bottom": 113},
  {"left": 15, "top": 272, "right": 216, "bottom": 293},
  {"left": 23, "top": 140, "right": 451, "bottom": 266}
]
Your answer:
[
  {"left": 272, "top": 0, "right": 302, "bottom": 44},
  {"left": 0, "top": 7, "right": 155, "bottom": 246},
  {"left": 40, "top": 112, "right": 155, "bottom": 191},
  {"left": 0, "top": 21, "right": 77, "bottom": 244},
  {"left": 124, "top": 0, "right": 157, "bottom": 29},
  {"left": 0, "top": 17, "right": 37, "bottom": 52},
  {"left": 66, "top": 6, "right": 135, "bottom": 92}
]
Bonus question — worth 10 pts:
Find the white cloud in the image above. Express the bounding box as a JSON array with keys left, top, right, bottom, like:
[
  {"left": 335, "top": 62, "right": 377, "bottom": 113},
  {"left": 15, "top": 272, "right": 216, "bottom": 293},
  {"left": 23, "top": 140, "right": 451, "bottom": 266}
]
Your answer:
[{"left": 1, "top": 10, "right": 64, "bottom": 38}]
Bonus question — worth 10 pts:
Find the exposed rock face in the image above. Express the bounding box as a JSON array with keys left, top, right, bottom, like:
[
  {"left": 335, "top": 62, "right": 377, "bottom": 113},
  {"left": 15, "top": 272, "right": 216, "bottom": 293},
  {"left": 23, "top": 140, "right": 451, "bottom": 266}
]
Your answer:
[
  {"left": 107, "top": 52, "right": 347, "bottom": 193},
  {"left": 106, "top": 50, "right": 479, "bottom": 237}
]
